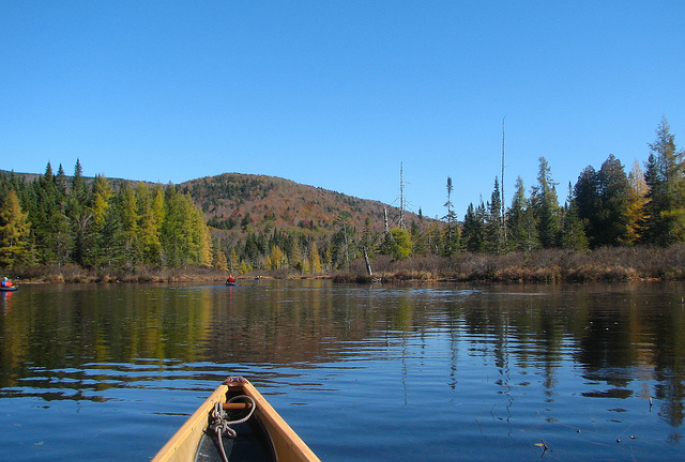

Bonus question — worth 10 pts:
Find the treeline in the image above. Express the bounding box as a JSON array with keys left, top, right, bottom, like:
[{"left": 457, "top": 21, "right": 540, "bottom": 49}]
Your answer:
[
  {"left": 0, "top": 161, "right": 213, "bottom": 274},
  {"left": 1, "top": 117, "right": 683, "bottom": 281},
  {"left": 212, "top": 117, "right": 685, "bottom": 276},
  {"left": 447, "top": 117, "right": 685, "bottom": 254}
]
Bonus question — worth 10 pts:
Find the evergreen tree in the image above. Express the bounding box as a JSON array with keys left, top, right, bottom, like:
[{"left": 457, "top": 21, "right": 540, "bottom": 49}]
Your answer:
[
  {"left": 322, "top": 241, "right": 333, "bottom": 272},
  {"left": 119, "top": 182, "right": 140, "bottom": 266},
  {"left": 531, "top": 157, "right": 561, "bottom": 248},
  {"left": 506, "top": 177, "right": 539, "bottom": 252},
  {"left": 560, "top": 183, "right": 589, "bottom": 250},
  {"left": 100, "top": 194, "right": 125, "bottom": 267},
  {"left": 332, "top": 212, "right": 353, "bottom": 269},
  {"left": 485, "top": 177, "right": 504, "bottom": 253},
  {"left": 595, "top": 154, "right": 630, "bottom": 246},
  {"left": 574, "top": 166, "right": 601, "bottom": 244},
  {"left": 55, "top": 164, "right": 68, "bottom": 196},
  {"left": 361, "top": 218, "right": 376, "bottom": 257},
  {"left": 442, "top": 177, "right": 460, "bottom": 256},
  {"left": 67, "top": 159, "right": 91, "bottom": 265},
  {"left": 640, "top": 117, "right": 685, "bottom": 245},
  {"left": 410, "top": 219, "right": 427, "bottom": 255},
  {"left": 31, "top": 163, "right": 71, "bottom": 264},
  {"left": 243, "top": 232, "right": 260, "bottom": 266},
  {"left": 641, "top": 152, "right": 660, "bottom": 244},
  {"left": 462, "top": 202, "right": 486, "bottom": 252}
]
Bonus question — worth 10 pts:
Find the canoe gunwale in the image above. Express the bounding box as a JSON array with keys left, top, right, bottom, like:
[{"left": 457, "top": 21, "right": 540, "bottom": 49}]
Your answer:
[{"left": 151, "top": 376, "right": 320, "bottom": 462}]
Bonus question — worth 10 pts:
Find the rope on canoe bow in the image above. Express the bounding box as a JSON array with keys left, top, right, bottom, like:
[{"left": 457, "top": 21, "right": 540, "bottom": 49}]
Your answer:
[{"left": 210, "top": 395, "right": 256, "bottom": 462}]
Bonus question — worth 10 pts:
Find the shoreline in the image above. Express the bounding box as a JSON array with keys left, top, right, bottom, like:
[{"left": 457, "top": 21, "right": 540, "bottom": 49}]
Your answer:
[{"left": 5, "top": 246, "right": 685, "bottom": 285}]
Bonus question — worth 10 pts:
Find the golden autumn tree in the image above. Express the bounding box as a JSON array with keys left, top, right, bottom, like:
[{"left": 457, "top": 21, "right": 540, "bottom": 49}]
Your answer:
[
  {"left": 626, "top": 160, "right": 649, "bottom": 244},
  {"left": 213, "top": 243, "right": 228, "bottom": 271},
  {"left": 0, "top": 189, "right": 32, "bottom": 268},
  {"left": 308, "top": 241, "right": 323, "bottom": 274}
]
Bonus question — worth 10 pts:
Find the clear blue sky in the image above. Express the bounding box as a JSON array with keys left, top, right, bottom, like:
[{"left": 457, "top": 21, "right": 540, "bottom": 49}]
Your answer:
[{"left": 2, "top": 1, "right": 684, "bottom": 219}]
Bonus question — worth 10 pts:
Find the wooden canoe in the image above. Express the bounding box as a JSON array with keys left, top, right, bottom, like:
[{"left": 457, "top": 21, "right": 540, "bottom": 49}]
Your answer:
[{"left": 151, "top": 376, "right": 321, "bottom": 462}]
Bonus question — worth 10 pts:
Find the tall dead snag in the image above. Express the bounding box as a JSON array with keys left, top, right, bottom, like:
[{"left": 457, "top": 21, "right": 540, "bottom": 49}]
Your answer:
[{"left": 501, "top": 116, "right": 508, "bottom": 245}]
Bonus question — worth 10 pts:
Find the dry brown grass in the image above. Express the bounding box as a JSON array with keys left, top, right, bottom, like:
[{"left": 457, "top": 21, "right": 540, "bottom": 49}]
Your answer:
[
  {"left": 9, "top": 245, "right": 685, "bottom": 284},
  {"left": 335, "top": 246, "right": 685, "bottom": 283}
]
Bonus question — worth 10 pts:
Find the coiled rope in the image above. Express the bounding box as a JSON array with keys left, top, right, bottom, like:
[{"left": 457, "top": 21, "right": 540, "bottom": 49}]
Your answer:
[{"left": 210, "top": 395, "right": 256, "bottom": 462}]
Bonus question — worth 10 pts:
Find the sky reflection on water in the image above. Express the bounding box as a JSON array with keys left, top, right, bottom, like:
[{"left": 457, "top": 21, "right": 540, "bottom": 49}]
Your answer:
[{"left": 0, "top": 281, "right": 683, "bottom": 461}]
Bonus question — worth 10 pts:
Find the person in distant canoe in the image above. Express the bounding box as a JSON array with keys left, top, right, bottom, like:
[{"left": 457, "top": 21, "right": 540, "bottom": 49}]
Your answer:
[
  {"left": 1, "top": 277, "right": 11, "bottom": 288},
  {"left": 226, "top": 274, "right": 236, "bottom": 285}
]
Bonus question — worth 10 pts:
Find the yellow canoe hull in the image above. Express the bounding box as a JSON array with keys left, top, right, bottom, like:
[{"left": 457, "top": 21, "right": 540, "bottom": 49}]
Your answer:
[{"left": 151, "top": 377, "right": 320, "bottom": 462}]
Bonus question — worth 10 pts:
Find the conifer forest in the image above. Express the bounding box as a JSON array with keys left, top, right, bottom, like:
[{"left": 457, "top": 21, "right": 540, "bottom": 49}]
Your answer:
[{"left": 1, "top": 117, "right": 685, "bottom": 282}]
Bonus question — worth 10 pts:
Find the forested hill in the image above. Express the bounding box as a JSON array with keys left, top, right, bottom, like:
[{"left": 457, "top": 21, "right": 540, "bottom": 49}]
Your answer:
[
  {"left": 179, "top": 172, "right": 414, "bottom": 237},
  {"left": 0, "top": 169, "right": 416, "bottom": 235},
  {"left": 0, "top": 167, "right": 425, "bottom": 274}
]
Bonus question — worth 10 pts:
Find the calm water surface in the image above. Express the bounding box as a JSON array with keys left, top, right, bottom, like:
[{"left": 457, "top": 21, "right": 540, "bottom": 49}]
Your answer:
[{"left": 0, "top": 280, "right": 683, "bottom": 461}]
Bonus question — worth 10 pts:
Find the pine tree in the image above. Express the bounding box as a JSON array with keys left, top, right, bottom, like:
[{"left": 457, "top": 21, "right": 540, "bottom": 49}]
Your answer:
[
  {"left": 31, "top": 163, "right": 71, "bottom": 265},
  {"left": 641, "top": 152, "right": 659, "bottom": 243},
  {"left": 506, "top": 177, "right": 539, "bottom": 252},
  {"left": 99, "top": 192, "right": 124, "bottom": 267},
  {"left": 485, "top": 178, "right": 504, "bottom": 253},
  {"left": 560, "top": 183, "right": 589, "bottom": 250},
  {"left": 641, "top": 117, "right": 685, "bottom": 245},
  {"left": 442, "top": 177, "right": 460, "bottom": 256},
  {"left": 462, "top": 202, "right": 486, "bottom": 252},
  {"left": 410, "top": 219, "right": 427, "bottom": 255},
  {"left": 55, "top": 164, "right": 68, "bottom": 196},
  {"left": 532, "top": 157, "right": 561, "bottom": 248},
  {"left": 595, "top": 154, "right": 630, "bottom": 246},
  {"left": 333, "top": 212, "right": 353, "bottom": 269},
  {"left": 67, "top": 159, "right": 91, "bottom": 265},
  {"left": 574, "top": 166, "right": 600, "bottom": 245},
  {"left": 119, "top": 182, "right": 140, "bottom": 266}
]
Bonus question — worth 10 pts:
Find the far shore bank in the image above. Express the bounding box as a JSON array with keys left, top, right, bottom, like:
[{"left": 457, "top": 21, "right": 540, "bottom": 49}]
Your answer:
[{"left": 5, "top": 246, "right": 685, "bottom": 285}]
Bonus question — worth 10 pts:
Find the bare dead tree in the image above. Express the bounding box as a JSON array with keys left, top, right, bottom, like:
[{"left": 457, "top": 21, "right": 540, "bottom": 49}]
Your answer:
[
  {"left": 399, "top": 162, "right": 405, "bottom": 229},
  {"left": 501, "top": 116, "right": 507, "bottom": 245}
]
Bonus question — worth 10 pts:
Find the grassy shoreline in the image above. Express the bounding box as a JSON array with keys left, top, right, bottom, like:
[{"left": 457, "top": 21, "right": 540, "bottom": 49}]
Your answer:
[
  {"left": 334, "top": 245, "right": 685, "bottom": 283},
  {"left": 5, "top": 246, "right": 685, "bottom": 284}
]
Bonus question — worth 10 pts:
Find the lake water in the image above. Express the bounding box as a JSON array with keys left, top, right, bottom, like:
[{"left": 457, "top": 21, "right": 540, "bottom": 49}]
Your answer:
[{"left": 0, "top": 280, "right": 683, "bottom": 461}]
